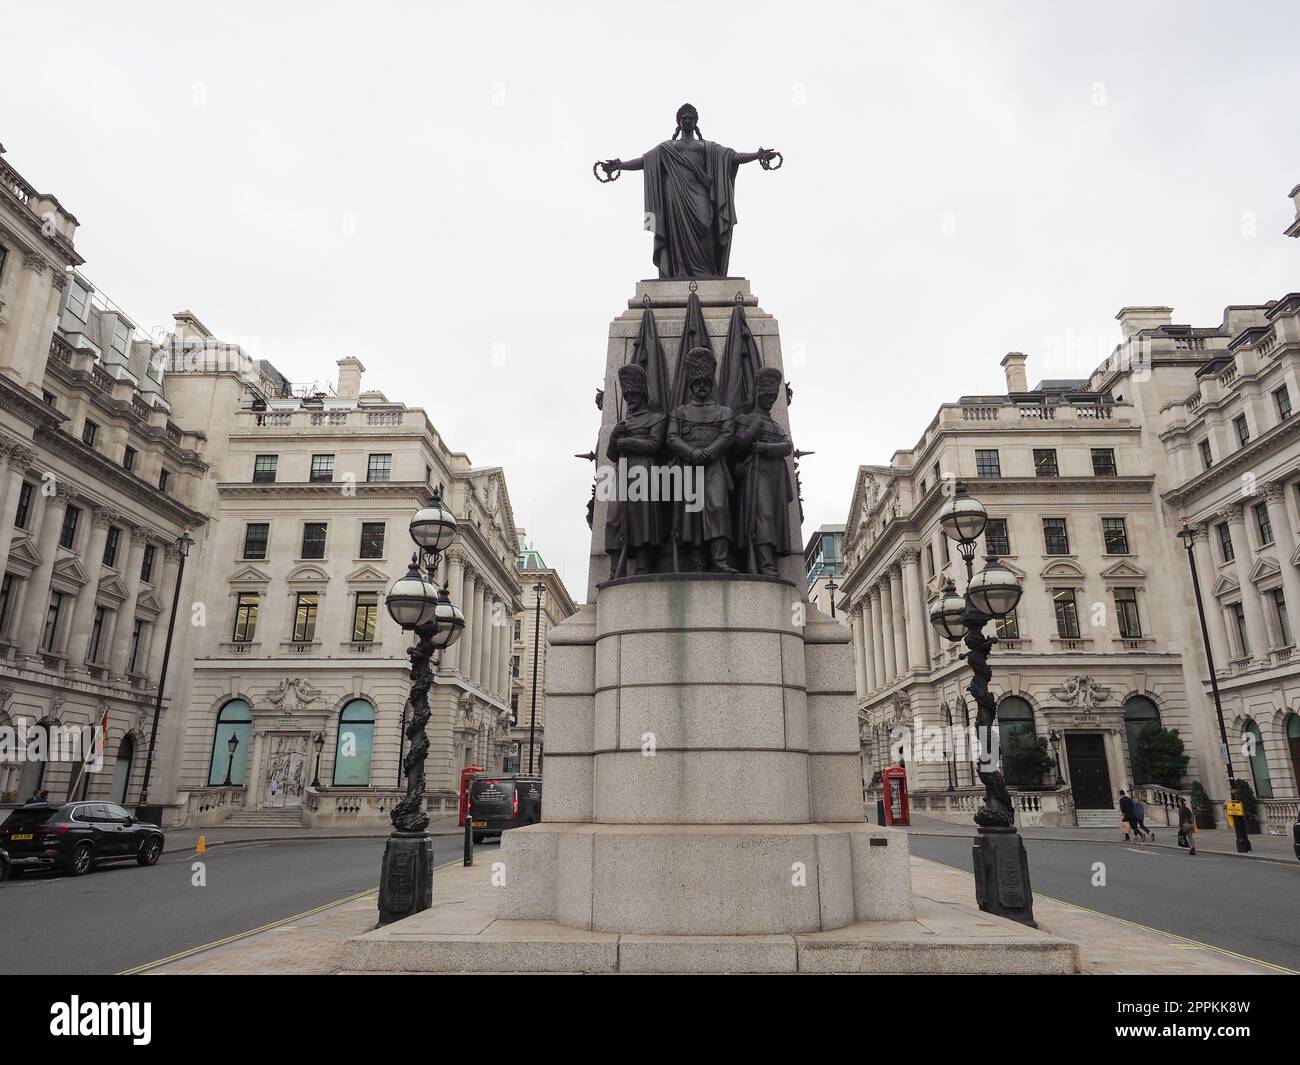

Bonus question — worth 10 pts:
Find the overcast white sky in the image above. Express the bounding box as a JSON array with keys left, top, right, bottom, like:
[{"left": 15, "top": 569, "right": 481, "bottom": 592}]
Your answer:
[{"left": 6, "top": 1, "right": 1298, "bottom": 596}]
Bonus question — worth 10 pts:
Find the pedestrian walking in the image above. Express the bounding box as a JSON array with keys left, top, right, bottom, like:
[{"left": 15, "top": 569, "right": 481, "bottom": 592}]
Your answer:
[
  {"left": 1131, "top": 797, "right": 1155, "bottom": 842},
  {"left": 1176, "top": 795, "right": 1197, "bottom": 855},
  {"left": 1118, "top": 789, "right": 1135, "bottom": 840}
]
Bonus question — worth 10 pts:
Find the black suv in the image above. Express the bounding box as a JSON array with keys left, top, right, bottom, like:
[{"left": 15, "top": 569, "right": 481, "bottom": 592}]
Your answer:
[{"left": 0, "top": 802, "right": 164, "bottom": 877}]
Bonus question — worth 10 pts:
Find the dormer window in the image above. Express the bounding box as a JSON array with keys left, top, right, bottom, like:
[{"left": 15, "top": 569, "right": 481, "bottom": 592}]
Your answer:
[{"left": 66, "top": 280, "right": 90, "bottom": 321}]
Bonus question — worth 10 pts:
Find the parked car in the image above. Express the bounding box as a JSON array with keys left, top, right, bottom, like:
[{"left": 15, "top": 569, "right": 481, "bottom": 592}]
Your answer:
[
  {"left": 1292, "top": 816, "right": 1299, "bottom": 862},
  {"left": 468, "top": 774, "right": 542, "bottom": 843},
  {"left": 0, "top": 802, "right": 164, "bottom": 877},
  {"left": 0, "top": 846, "right": 9, "bottom": 883}
]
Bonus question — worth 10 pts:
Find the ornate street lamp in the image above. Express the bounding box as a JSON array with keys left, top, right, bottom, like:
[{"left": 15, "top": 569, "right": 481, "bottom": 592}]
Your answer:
[
  {"left": 377, "top": 492, "right": 464, "bottom": 926},
  {"left": 223, "top": 732, "right": 239, "bottom": 788},
  {"left": 312, "top": 731, "right": 325, "bottom": 789},
  {"left": 931, "top": 480, "right": 1035, "bottom": 927},
  {"left": 1048, "top": 729, "right": 1064, "bottom": 787}
]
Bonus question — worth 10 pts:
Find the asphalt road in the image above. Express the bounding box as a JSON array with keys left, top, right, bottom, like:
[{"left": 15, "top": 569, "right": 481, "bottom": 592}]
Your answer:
[
  {"left": 910, "top": 832, "right": 1300, "bottom": 971},
  {"left": 0, "top": 834, "right": 472, "bottom": 975}
]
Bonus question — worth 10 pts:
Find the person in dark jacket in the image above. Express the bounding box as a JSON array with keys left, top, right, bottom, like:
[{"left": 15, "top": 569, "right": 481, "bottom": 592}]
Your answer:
[
  {"left": 1131, "top": 797, "right": 1155, "bottom": 842},
  {"left": 1177, "top": 795, "right": 1197, "bottom": 855}
]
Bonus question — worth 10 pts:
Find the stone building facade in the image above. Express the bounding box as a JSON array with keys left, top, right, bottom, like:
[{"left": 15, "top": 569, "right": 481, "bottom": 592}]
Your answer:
[
  {"left": 1, "top": 144, "right": 208, "bottom": 814},
  {"left": 508, "top": 534, "right": 577, "bottom": 774},
  {"left": 167, "top": 322, "right": 523, "bottom": 827}
]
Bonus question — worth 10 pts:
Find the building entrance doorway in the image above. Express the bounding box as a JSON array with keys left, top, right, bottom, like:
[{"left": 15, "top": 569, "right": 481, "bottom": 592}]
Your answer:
[
  {"left": 1065, "top": 732, "right": 1112, "bottom": 809},
  {"left": 262, "top": 733, "right": 309, "bottom": 808}
]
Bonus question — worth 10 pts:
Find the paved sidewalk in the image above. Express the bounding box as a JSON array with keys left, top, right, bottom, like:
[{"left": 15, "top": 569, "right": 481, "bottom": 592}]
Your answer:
[
  {"left": 907, "top": 813, "right": 1298, "bottom": 863},
  {"left": 141, "top": 854, "right": 1288, "bottom": 975},
  {"left": 160, "top": 815, "right": 463, "bottom": 856}
]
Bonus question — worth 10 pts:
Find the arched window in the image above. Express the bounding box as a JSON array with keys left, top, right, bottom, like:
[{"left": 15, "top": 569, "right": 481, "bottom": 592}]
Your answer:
[
  {"left": 1243, "top": 719, "right": 1273, "bottom": 799},
  {"left": 18, "top": 721, "right": 50, "bottom": 801},
  {"left": 112, "top": 735, "right": 135, "bottom": 804},
  {"left": 332, "top": 700, "right": 375, "bottom": 787},
  {"left": 1287, "top": 713, "right": 1300, "bottom": 794},
  {"left": 1123, "top": 696, "right": 1161, "bottom": 786},
  {"left": 208, "top": 700, "right": 253, "bottom": 786},
  {"left": 997, "top": 696, "right": 1036, "bottom": 786}
]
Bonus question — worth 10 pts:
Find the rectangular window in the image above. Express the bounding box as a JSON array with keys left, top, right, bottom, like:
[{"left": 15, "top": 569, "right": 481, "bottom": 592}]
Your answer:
[
  {"left": 252, "top": 455, "right": 278, "bottom": 483},
  {"left": 1042, "top": 517, "right": 1070, "bottom": 555},
  {"left": 60, "top": 505, "right": 80, "bottom": 549},
  {"left": 42, "top": 593, "right": 63, "bottom": 651},
  {"left": 1114, "top": 588, "right": 1142, "bottom": 639},
  {"left": 1091, "top": 448, "right": 1118, "bottom": 477},
  {"left": 924, "top": 543, "right": 935, "bottom": 578},
  {"left": 158, "top": 469, "right": 170, "bottom": 493},
  {"left": 110, "top": 319, "right": 130, "bottom": 359},
  {"left": 1231, "top": 602, "right": 1249, "bottom": 658},
  {"left": 242, "top": 522, "right": 270, "bottom": 560},
  {"left": 66, "top": 281, "right": 90, "bottom": 321},
  {"left": 1234, "top": 414, "right": 1251, "bottom": 447},
  {"left": 232, "top": 593, "right": 259, "bottom": 642},
  {"left": 352, "top": 592, "right": 379, "bottom": 642},
  {"left": 367, "top": 454, "right": 392, "bottom": 482},
  {"left": 81, "top": 420, "right": 98, "bottom": 447},
  {"left": 122, "top": 446, "right": 137, "bottom": 472},
  {"left": 102, "top": 526, "right": 121, "bottom": 568},
  {"left": 127, "top": 619, "right": 144, "bottom": 673},
  {"left": 513, "top": 619, "right": 522, "bottom": 641},
  {"left": 1255, "top": 502, "right": 1273, "bottom": 546},
  {"left": 292, "top": 592, "right": 319, "bottom": 642},
  {"left": 301, "top": 522, "right": 328, "bottom": 559},
  {"left": 1101, "top": 517, "right": 1129, "bottom": 555},
  {"left": 1052, "top": 589, "right": 1080, "bottom": 639},
  {"left": 1032, "top": 449, "right": 1058, "bottom": 477},
  {"left": 140, "top": 543, "right": 156, "bottom": 584},
  {"left": 984, "top": 518, "right": 1011, "bottom": 557},
  {"left": 1273, "top": 589, "right": 1293, "bottom": 647},
  {"left": 14, "top": 482, "right": 33, "bottom": 530},
  {"left": 1199, "top": 439, "right": 1213, "bottom": 470},
  {"left": 511, "top": 655, "right": 520, "bottom": 677},
  {"left": 974, "top": 449, "right": 1000, "bottom": 478},
  {"left": 0, "top": 574, "right": 13, "bottom": 636},
  {"left": 89, "top": 606, "right": 108, "bottom": 662},
  {"left": 940, "top": 534, "right": 950, "bottom": 564},
  {"left": 995, "top": 610, "right": 1020, "bottom": 640},
  {"left": 310, "top": 454, "right": 335, "bottom": 483},
  {"left": 360, "top": 522, "right": 386, "bottom": 559},
  {"left": 42, "top": 390, "right": 56, "bottom": 407},
  {"left": 1275, "top": 386, "right": 1292, "bottom": 422},
  {"left": 1217, "top": 522, "right": 1235, "bottom": 562}
]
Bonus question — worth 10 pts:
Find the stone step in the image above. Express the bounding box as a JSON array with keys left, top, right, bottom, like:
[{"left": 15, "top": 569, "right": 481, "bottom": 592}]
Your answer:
[
  {"left": 1074, "top": 809, "right": 1116, "bottom": 829},
  {"left": 221, "top": 810, "right": 305, "bottom": 827}
]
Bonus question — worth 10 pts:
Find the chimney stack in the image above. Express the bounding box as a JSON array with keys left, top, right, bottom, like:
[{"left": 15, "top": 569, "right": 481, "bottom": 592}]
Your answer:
[
  {"left": 1001, "top": 352, "right": 1028, "bottom": 393},
  {"left": 336, "top": 356, "right": 365, "bottom": 401},
  {"left": 1115, "top": 306, "right": 1173, "bottom": 339}
]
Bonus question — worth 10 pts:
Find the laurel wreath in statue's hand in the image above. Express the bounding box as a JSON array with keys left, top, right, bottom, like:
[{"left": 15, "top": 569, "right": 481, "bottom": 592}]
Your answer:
[
  {"left": 593, "top": 159, "right": 622, "bottom": 183},
  {"left": 758, "top": 147, "right": 783, "bottom": 171}
]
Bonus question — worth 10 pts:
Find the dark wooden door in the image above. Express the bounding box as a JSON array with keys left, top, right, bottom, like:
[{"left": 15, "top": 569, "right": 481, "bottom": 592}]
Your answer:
[{"left": 1065, "top": 732, "right": 1113, "bottom": 809}]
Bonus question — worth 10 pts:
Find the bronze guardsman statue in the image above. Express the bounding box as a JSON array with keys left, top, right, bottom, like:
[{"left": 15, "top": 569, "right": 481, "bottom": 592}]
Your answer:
[
  {"left": 605, "top": 363, "right": 668, "bottom": 578},
  {"left": 732, "top": 366, "right": 794, "bottom": 575},
  {"left": 667, "top": 347, "right": 736, "bottom": 572}
]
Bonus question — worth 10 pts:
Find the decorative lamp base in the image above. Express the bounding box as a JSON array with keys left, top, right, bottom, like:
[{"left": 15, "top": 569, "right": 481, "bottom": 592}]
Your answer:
[
  {"left": 377, "top": 831, "right": 434, "bottom": 926},
  {"left": 972, "top": 826, "right": 1037, "bottom": 928}
]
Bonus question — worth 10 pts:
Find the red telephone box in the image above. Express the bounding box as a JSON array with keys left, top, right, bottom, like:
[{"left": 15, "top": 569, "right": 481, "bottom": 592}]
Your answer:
[
  {"left": 458, "top": 765, "right": 484, "bottom": 826},
  {"left": 882, "top": 766, "right": 910, "bottom": 827}
]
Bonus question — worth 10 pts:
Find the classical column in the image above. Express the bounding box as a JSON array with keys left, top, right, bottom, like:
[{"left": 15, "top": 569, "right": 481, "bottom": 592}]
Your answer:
[
  {"left": 1263, "top": 483, "right": 1300, "bottom": 644},
  {"left": 1188, "top": 523, "right": 1231, "bottom": 669},
  {"left": 900, "top": 548, "right": 926, "bottom": 673},
  {"left": 146, "top": 545, "right": 183, "bottom": 681},
  {"left": 868, "top": 586, "right": 886, "bottom": 688},
  {"left": 889, "top": 566, "right": 909, "bottom": 675},
  {"left": 16, "top": 483, "right": 73, "bottom": 658},
  {"left": 441, "top": 548, "right": 466, "bottom": 673},
  {"left": 108, "top": 529, "right": 150, "bottom": 678},
  {"left": 0, "top": 444, "right": 36, "bottom": 570},
  {"left": 66, "top": 507, "right": 119, "bottom": 669},
  {"left": 488, "top": 598, "right": 502, "bottom": 698},
  {"left": 878, "top": 578, "right": 897, "bottom": 684},
  {"left": 850, "top": 606, "right": 868, "bottom": 698},
  {"left": 499, "top": 609, "right": 512, "bottom": 698},
  {"left": 470, "top": 576, "right": 486, "bottom": 687},
  {"left": 861, "top": 600, "right": 878, "bottom": 692},
  {"left": 1224, "top": 504, "right": 1267, "bottom": 660},
  {"left": 459, "top": 569, "right": 477, "bottom": 678}
]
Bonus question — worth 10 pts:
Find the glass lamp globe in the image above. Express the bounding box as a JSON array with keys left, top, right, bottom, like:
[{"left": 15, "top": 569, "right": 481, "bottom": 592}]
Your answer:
[
  {"left": 426, "top": 586, "right": 466, "bottom": 649},
  {"left": 966, "top": 559, "right": 1022, "bottom": 619},
  {"left": 938, "top": 485, "right": 988, "bottom": 545},
  {"left": 410, "top": 490, "right": 458, "bottom": 554},
  {"left": 929, "top": 580, "right": 968, "bottom": 642},
  {"left": 385, "top": 558, "right": 439, "bottom": 631}
]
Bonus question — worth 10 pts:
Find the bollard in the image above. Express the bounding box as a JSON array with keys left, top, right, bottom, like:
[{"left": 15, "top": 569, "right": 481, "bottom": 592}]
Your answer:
[{"left": 463, "top": 800, "right": 474, "bottom": 866}]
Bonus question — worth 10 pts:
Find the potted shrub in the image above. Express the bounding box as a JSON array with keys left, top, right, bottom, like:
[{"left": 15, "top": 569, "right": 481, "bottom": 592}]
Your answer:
[
  {"left": 1135, "top": 724, "right": 1190, "bottom": 790},
  {"left": 1190, "top": 780, "right": 1216, "bottom": 830},
  {"left": 1233, "top": 778, "right": 1262, "bottom": 835}
]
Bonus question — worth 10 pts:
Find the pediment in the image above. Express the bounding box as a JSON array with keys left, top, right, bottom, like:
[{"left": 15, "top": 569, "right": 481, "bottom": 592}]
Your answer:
[
  {"left": 1100, "top": 559, "right": 1146, "bottom": 581},
  {"left": 1211, "top": 572, "right": 1240, "bottom": 598},
  {"left": 345, "top": 563, "right": 390, "bottom": 584},
  {"left": 1248, "top": 556, "right": 1280, "bottom": 583},
  {"left": 1039, "top": 558, "right": 1087, "bottom": 581},
  {"left": 136, "top": 589, "right": 164, "bottom": 616},
  {"left": 97, "top": 573, "right": 130, "bottom": 604},
  {"left": 285, "top": 563, "right": 330, "bottom": 584},
  {"left": 5, "top": 535, "right": 39, "bottom": 574},
  {"left": 1290, "top": 542, "right": 1300, "bottom": 568},
  {"left": 51, "top": 554, "right": 89, "bottom": 587},
  {"left": 228, "top": 564, "right": 271, "bottom": 585},
  {"left": 991, "top": 558, "right": 1027, "bottom": 580}
]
